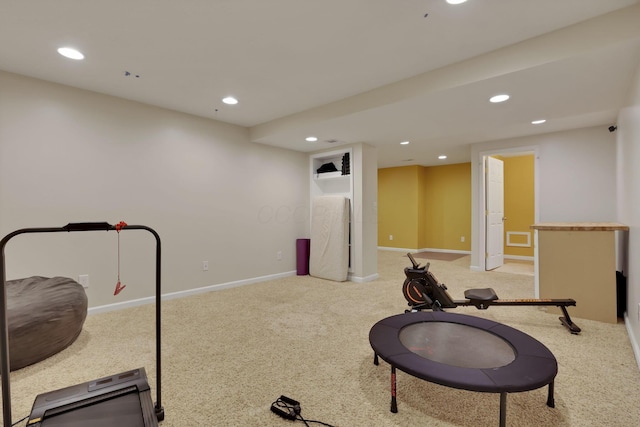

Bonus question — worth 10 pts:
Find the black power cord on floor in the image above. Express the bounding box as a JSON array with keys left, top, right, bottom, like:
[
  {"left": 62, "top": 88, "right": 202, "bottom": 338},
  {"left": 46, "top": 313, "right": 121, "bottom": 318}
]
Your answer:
[
  {"left": 11, "top": 414, "right": 28, "bottom": 426},
  {"left": 270, "top": 396, "right": 338, "bottom": 427}
]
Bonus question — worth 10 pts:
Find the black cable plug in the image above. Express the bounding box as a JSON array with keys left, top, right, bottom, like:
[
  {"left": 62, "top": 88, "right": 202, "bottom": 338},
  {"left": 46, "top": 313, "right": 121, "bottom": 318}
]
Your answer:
[
  {"left": 271, "top": 402, "right": 296, "bottom": 420},
  {"left": 271, "top": 396, "right": 301, "bottom": 421},
  {"left": 271, "top": 395, "right": 338, "bottom": 426}
]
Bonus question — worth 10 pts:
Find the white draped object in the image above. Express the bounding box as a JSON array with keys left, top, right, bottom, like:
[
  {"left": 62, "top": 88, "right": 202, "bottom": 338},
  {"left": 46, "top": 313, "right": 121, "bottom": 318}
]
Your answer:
[{"left": 309, "top": 196, "right": 350, "bottom": 282}]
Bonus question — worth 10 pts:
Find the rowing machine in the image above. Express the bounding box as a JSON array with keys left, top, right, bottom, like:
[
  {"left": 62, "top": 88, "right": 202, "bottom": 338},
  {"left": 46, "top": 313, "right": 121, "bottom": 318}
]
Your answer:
[{"left": 402, "top": 253, "right": 581, "bottom": 334}]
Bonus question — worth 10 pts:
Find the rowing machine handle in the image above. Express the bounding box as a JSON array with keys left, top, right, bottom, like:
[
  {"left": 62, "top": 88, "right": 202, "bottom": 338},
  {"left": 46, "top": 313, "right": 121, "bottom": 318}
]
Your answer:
[{"left": 407, "top": 253, "right": 419, "bottom": 268}]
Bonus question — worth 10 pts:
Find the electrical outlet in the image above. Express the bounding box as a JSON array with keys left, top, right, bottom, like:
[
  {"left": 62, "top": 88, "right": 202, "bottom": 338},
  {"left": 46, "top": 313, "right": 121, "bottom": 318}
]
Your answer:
[
  {"left": 389, "top": 235, "right": 393, "bottom": 241},
  {"left": 277, "top": 251, "right": 282, "bottom": 260},
  {"left": 78, "top": 274, "right": 89, "bottom": 288},
  {"left": 202, "top": 261, "right": 209, "bottom": 271},
  {"left": 460, "top": 236, "right": 465, "bottom": 243}
]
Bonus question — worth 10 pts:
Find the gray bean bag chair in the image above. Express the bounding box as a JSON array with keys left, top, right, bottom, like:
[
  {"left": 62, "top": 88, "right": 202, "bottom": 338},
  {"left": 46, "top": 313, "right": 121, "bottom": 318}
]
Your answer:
[{"left": 6, "top": 276, "right": 88, "bottom": 371}]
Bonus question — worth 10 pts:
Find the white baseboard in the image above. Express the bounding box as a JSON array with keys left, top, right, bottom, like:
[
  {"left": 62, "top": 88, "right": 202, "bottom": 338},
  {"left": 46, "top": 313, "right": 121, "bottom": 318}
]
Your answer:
[
  {"left": 624, "top": 313, "right": 640, "bottom": 371},
  {"left": 504, "top": 255, "right": 534, "bottom": 262},
  {"left": 378, "top": 246, "right": 471, "bottom": 255},
  {"left": 417, "top": 248, "right": 471, "bottom": 255},
  {"left": 378, "top": 246, "right": 415, "bottom": 253},
  {"left": 88, "top": 270, "right": 297, "bottom": 315},
  {"left": 348, "top": 273, "right": 380, "bottom": 283},
  {"left": 88, "top": 268, "right": 383, "bottom": 315},
  {"left": 88, "top": 296, "right": 157, "bottom": 315}
]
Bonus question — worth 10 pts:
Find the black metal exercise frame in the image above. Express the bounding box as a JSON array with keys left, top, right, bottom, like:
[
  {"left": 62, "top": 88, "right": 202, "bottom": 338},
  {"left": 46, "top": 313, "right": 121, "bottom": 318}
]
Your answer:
[{"left": 0, "top": 222, "right": 164, "bottom": 427}]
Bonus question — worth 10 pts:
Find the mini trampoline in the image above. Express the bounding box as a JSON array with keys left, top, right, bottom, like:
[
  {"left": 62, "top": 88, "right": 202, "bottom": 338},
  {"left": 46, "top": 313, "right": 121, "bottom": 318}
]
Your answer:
[{"left": 369, "top": 311, "right": 557, "bottom": 427}]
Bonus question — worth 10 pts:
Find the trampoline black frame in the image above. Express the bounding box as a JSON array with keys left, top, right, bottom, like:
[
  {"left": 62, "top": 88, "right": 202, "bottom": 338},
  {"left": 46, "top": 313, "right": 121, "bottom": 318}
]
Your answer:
[
  {"left": 369, "top": 311, "right": 558, "bottom": 427},
  {"left": 0, "top": 222, "right": 164, "bottom": 427}
]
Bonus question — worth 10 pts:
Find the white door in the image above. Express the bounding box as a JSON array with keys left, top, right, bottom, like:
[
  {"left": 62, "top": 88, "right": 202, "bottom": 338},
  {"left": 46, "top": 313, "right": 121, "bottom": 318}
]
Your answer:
[{"left": 485, "top": 156, "right": 504, "bottom": 270}]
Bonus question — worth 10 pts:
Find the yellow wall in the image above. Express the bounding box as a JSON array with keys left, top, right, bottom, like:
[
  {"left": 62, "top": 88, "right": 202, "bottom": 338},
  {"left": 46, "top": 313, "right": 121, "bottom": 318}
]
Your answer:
[
  {"left": 378, "top": 163, "right": 471, "bottom": 251},
  {"left": 378, "top": 158, "right": 533, "bottom": 257},
  {"left": 378, "top": 166, "right": 421, "bottom": 249},
  {"left": 422, "top": 163, "right": 471, "bottom": 251},
  {"left": 417, "top": 166, "right": 428, "bottom": 249},
  {"left": 503, "top": 155, "right": 535, "bottom": 257}
]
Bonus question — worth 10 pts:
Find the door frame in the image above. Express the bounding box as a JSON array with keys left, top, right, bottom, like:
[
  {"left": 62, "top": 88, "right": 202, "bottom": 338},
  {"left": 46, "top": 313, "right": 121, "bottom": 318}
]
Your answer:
[
  {"left": 485, "top": 156, "right": 505, "bottom": 270},
  {"left": 472, "top": 145, "right": 540, "bottom": 274}
]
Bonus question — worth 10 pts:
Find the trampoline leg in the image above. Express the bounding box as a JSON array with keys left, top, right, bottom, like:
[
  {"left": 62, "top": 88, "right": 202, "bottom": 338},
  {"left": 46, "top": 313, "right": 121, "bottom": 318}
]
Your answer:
[
  {"left": 547, "top": 380, "right": 555, "bottom": 408},
  {"left": 374, "top": 353, "right": 379, "bottom": 365},
  {"left": 390, "top": 366, "right": 398, "bottom": 413},
  {"left": 499, "top": 392, "right": 507, "bottom": 427}
]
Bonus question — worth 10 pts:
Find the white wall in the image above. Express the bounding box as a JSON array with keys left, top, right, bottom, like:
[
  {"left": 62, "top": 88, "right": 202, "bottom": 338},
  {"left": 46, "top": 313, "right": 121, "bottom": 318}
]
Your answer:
[
  {"left": 538, "top": 127, "right": 617, "bottom": 222},
  {"left": 350, "top": 142, "right": 378, "bottom": 282},
  {"left": 358, "top": 143, "right": 379, "bottom": 280},
  {"left": 470, "top": 126, "right": 618, "bottom": 270},
  {"left": 0, "top": 71, "right": 309, "bottom": 309},
  {"left": 617, "top": 60, "right": 640, "bottom": 362}
]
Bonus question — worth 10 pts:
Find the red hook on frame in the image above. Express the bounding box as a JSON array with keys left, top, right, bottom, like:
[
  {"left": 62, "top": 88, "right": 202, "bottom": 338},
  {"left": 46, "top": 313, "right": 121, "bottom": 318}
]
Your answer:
[{"left": 114, "top": 220, "right": 128, "bottom": 295}]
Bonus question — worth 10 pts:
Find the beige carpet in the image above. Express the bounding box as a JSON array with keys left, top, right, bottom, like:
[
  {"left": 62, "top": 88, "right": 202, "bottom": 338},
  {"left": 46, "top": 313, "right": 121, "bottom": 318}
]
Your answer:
[
  {"left": 492, "top": 260, "right": 535, "bottom": 276},
  {"left": 4, "top": 252, "right": 640, "bottom": 426}
]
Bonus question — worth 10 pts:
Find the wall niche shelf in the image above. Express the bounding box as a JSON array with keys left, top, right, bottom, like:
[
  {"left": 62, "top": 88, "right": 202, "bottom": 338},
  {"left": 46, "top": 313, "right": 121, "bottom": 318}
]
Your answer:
[
  {"left": 310, "top": 148, "right": 354, "bottom": 272},
  {"left": 313, "top": 171, "right": 346, "bottom": 180},
  {"left": 311, "top": 149, "right": 352, "bottom": 198},
  {"left": 308, "top": 143, "right": 379, "bottom": 282}
]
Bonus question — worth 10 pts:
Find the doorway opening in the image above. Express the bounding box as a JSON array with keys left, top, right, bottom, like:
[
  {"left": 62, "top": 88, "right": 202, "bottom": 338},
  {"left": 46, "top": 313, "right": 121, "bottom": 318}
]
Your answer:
[{"left": 476, "top": 146, "right": 539, "bottom": 272}]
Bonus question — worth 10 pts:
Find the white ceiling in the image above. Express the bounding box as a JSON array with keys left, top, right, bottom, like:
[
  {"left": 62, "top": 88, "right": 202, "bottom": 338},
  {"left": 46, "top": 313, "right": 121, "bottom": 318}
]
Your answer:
[{"left": 2, "top": 0, "right": 640, "bottom": 167}]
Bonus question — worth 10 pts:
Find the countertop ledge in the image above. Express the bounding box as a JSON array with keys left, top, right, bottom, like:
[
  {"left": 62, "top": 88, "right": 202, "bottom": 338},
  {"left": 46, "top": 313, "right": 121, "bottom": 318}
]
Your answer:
[{"left": 530, "top": 222, "right": 629, "bottom": 231}]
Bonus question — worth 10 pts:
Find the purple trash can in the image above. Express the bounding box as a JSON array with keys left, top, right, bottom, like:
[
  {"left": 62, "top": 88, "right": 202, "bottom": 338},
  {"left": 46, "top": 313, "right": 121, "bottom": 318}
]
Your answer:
[{"left": 296, "top": 238, "right": 311, "bottom": 275}]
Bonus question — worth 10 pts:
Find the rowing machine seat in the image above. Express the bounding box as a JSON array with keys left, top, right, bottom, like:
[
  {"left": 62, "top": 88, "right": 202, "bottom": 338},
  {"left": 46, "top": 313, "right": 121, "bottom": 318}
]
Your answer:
[{"left": 464, "top": 288, "right": 499, "bottom": 309}]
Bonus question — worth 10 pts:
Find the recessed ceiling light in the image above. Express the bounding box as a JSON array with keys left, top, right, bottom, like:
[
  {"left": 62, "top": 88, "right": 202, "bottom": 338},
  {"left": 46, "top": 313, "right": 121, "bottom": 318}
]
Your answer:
[
  {"left": 489, "top": 94, "right": 510, "bottom": 103},
  {"left": 57, "top": 47, "right": 84, "bottom": 60},
  {"left": 446, "top": 0, "right": 468, "bottom": 4},
  {"left": 306, "top": 136, "right": 318, "bottom": 142},
  {"left": 400, "top": 141, "right": 410, "bottom": 145},
  {"left": 222, "top": 96, "right": 238, "bottom": 105},
  {"left": 531, "top": 119, "right": 546, "bottom": 125},
  {"left": 438, "top": 155, "right": 447, "bottom": 160}
]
